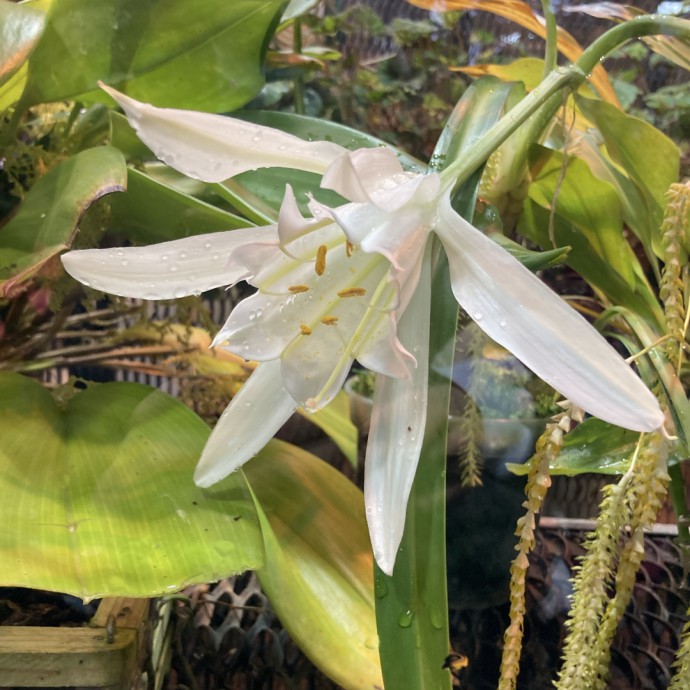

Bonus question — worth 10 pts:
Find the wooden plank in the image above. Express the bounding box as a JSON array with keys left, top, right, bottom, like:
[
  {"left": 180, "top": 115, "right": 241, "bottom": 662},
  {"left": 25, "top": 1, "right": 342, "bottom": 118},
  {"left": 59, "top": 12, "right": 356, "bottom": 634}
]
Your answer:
[
  {"left": 0, "top": 597, "right": 150, "bottom": 688},
  {"left": 0, "top": 627, "right": 137, "bottom": 687}
]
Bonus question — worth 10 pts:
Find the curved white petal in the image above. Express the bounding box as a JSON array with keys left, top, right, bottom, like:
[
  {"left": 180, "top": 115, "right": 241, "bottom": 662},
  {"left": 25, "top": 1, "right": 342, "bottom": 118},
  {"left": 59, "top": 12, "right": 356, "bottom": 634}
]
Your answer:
[
  {"left": 100, "top": 83, "right": 346, "bottom": 182},
  {"left": 436, "top": 193, "right": 664, "bottom": 432},
  {"left": 364, "top": 247, "right": 431, "bottom": 576},
  {"left": 194, "top": 361, "right": 298, "bottom": 487},
  {"left": 61, "top": 227, "right": 272, "bottom": 300},
  {"left": 321, "top": 148, "right": 404, "bottom": 202}
]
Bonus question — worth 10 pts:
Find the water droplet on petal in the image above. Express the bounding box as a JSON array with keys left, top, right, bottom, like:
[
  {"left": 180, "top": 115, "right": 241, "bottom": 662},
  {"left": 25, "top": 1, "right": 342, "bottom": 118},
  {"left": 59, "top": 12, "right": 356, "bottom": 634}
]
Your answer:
[{"left": 474, "top": 312, "right": 484, "bottom": 322}]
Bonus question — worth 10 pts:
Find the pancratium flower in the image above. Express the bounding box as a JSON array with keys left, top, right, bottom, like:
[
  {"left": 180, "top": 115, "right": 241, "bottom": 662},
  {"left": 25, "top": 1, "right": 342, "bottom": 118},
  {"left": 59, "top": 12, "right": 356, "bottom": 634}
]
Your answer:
[{"left": 62, "top": 85, "right": 664, "bottom": 575}]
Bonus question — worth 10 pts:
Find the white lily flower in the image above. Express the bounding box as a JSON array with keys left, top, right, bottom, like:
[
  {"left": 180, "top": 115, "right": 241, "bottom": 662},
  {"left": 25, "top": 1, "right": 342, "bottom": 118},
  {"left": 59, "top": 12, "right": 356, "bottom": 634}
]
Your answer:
[{"left": 62, "top": 87, "right": 664, "bottom": 575}]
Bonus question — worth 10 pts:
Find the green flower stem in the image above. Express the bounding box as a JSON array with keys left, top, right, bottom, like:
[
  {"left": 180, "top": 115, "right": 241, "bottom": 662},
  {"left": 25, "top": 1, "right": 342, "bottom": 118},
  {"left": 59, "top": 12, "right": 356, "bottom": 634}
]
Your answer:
[
  {"left": 577, "top": 15, "right": 690, "bottom": 75},
  {"left": 374, "top": 240, "right": 457, "bottom": 690},
  {"left": 540, "top": 0, "right": 558, "bottom": 77},
  {"left": 441, "top": 14, "right": 690, "bottom": 194}
]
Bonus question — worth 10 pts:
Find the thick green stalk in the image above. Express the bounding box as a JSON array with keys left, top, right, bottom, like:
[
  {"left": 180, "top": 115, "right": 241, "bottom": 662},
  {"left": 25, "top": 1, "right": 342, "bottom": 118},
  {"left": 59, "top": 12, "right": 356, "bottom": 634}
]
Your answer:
[
  {"left": 441, "top": 15, "right": 690, "bottom": 193},
  {"left": 374, "top": 241, "right": 457, "bottom": 690}
]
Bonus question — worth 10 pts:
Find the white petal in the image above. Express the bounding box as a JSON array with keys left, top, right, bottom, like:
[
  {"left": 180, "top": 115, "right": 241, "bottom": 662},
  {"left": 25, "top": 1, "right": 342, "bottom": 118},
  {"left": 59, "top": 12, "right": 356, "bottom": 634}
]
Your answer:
[
  {"left": 61, "top": 228, "right": 271, "bottom": 300},
  {"left": 279, "top": 255, "right": 395, "bottom": 404},
  {"left": 194, "top": 361, "right": 298, "bottom": 487},
  {"left": 436, "top": 193, "right": 664, "bottom": 432},
  {"left": 364, "top": 248, "right": 431, "bottom": 575},
  {"left": 277, "top": 185, "right": 322, "bottom": 244},
  {"left": 321, "top": 147, "right": 404, "bottom": 202},
  {"left": 100, "top": 83, "right": 346, "bottom": 182}
]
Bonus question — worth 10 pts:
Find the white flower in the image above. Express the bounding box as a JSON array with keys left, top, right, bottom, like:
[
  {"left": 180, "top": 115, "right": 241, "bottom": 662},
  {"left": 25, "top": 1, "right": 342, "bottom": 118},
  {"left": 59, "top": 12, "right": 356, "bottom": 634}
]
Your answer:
[{"left": 62, "top": 86, "right": 664, "bottom": 575}]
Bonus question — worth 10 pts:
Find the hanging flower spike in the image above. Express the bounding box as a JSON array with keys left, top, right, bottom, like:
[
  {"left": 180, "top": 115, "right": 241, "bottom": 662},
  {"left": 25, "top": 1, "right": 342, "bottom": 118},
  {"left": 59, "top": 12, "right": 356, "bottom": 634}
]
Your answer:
[{"left": 61, "top": 86, "right": 664, "bottom": 575}]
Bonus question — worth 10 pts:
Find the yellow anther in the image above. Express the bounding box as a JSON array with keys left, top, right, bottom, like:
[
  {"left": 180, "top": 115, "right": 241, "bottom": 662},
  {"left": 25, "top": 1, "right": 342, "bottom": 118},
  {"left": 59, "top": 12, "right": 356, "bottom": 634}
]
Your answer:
[
  {"left": 288, "top": 285, "right": 310, "bottom": 294},
  {"left": 337, "top": 287, "right": 366, "bottom": 298},
  {"left": 320, "top": 316, "right": 339, "bottom": 326},
  {"left": 299, "top": 324, "right": 313, "bottom": 336},
  {"left": 315, "top": 245, "right": 327, "bottom": 276},
  {"left": 345, "top": 241, "right": 354, "bottom": 257}
]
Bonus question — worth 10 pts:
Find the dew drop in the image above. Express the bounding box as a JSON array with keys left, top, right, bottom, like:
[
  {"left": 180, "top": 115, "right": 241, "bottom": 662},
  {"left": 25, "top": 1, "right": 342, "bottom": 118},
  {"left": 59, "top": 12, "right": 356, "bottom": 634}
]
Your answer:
[
  {"left": 374, "top": 576, "right": 388, "bottom": 599},
  {"left": 430, "top": 607, "right": 444, "bottom": 630},
  {"left": 179, "top": 251, "right": 187, "bottom": 259},
  {"left": 204, "top": 241, "right": 213, "bottom": 250},
  {"left": 121, "top": 259, "right": 129, "bottom": 267},
  {"left": 398, "top": 610, "right": 414, "bottom": 628},
  {"left": 499, "top": 319, "right": 507, "bottom": 328},
  {"left": 474, "top": 312, "right": 484, "bottom": 321},
  {"left": 161, "top": 254, "right": 169, "bottom": 262}
]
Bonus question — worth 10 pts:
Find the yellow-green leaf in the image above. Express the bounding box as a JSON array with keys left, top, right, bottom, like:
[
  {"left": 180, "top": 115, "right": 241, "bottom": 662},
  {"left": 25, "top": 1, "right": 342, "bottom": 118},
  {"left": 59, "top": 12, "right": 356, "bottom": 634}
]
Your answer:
[
  {"left": 0, "top": 374, "right": 263, "bottom": 600},
  {"left": 244, "top": 441, "right": 382, "bottom": 690}
]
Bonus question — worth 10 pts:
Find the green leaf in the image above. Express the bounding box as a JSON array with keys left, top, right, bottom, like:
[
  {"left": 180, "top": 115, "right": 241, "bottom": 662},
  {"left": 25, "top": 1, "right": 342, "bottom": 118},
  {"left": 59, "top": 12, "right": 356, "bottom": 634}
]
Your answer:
[
  {"left": 0, "top": 0, "right": 46, "bottom": 88},
  {"left": 0, "top": 146, "right": 127, "bottom": 295},
  {"left": 299, "top": 390, "right": 358, "bottom": 468},
  {"left": 0, "top": 374, "right": 263, "bottom": 599},
  {"left": 528, "top": 145, "right": 635, "bottom": 287},
  {"left": 508, "top": 416, "right": 687, "bottom": 476},
  {"left": 489, "top": 232, "right": 569, "bottom": 270},
  {"left": 519, "top": 200, "right": 664, "bottom": 328},
  {"left": 109, "top": 167, "right": 249, "bottom": 244},
  {"left": 243, "top": 440, "right": 382, "bottom": 690},
  {"left": 576, "top": 95, "right": 680, "bottom": 256},
  {"left": 19, "top": 0, "right": 286, "bottom": 111}
]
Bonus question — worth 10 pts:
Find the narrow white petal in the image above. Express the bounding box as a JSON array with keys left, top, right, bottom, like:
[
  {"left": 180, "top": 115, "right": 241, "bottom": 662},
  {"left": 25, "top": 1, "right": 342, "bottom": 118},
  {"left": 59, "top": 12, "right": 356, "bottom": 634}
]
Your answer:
[
  {"left": 62, "top": 228, "right": 272, "bottom": 300},
  {"left": 364, "top": 249, "right": 431, "bottom": 575},
  {"left": 194, "top": 361, "right": 298, "bottom": 487},
  {"left": 436, "top": 194, "right": 664, "bottom": 432},
  {"left": 100, "top": 83, "right": 346, "bottom": 182}
]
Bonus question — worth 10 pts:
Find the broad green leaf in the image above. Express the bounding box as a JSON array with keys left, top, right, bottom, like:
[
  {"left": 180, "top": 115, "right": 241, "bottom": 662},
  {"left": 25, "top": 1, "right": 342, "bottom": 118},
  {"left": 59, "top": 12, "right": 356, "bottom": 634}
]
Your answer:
[
  {"left": 19, "top": 0, "right": 286, "bottom": 111},
  {"left": 0, "top": 0, "right": 45, "bottom": 88},
  {"left": 567, "top": 127, "right": 661, "bottom": 259},
  {"left": 528, "top": 146, "right": 635, "bottom": 286},
  {"left": 0, "top": 146, "right": 126, "bottom": 296},
  {"left": 519, "top": 200, "right": 664, "bottom": 327},
  {"left": 0, "top": 374, "right": 263, "bottom": 600},
  {"left": 575, "top": 95, "right": 680, "bottom": 257},
  {"left": 109, "top": 168, "right": 249, "bottom": 244},
  {"left": 509, "top": 418, "right": 637, "bottom": 475},
  {"left": 299, "top": 390, "right": 358, "bottom": 468},
  {"left": 508, "top": 417, "right": 687, "bottom": 476},
  {"left": 243, "top": 440, "right": 382, "bottom": 690}
]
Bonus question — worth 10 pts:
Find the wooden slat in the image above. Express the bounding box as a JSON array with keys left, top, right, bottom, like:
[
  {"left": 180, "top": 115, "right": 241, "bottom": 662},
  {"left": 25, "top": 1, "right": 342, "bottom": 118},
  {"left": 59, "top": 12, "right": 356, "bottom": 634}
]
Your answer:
[
  {"left": 0, "top": 597, "right": 150, "bottom": 689},
  {"left": 0, "top": 627, "right": 137, "bottom": 687}
]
